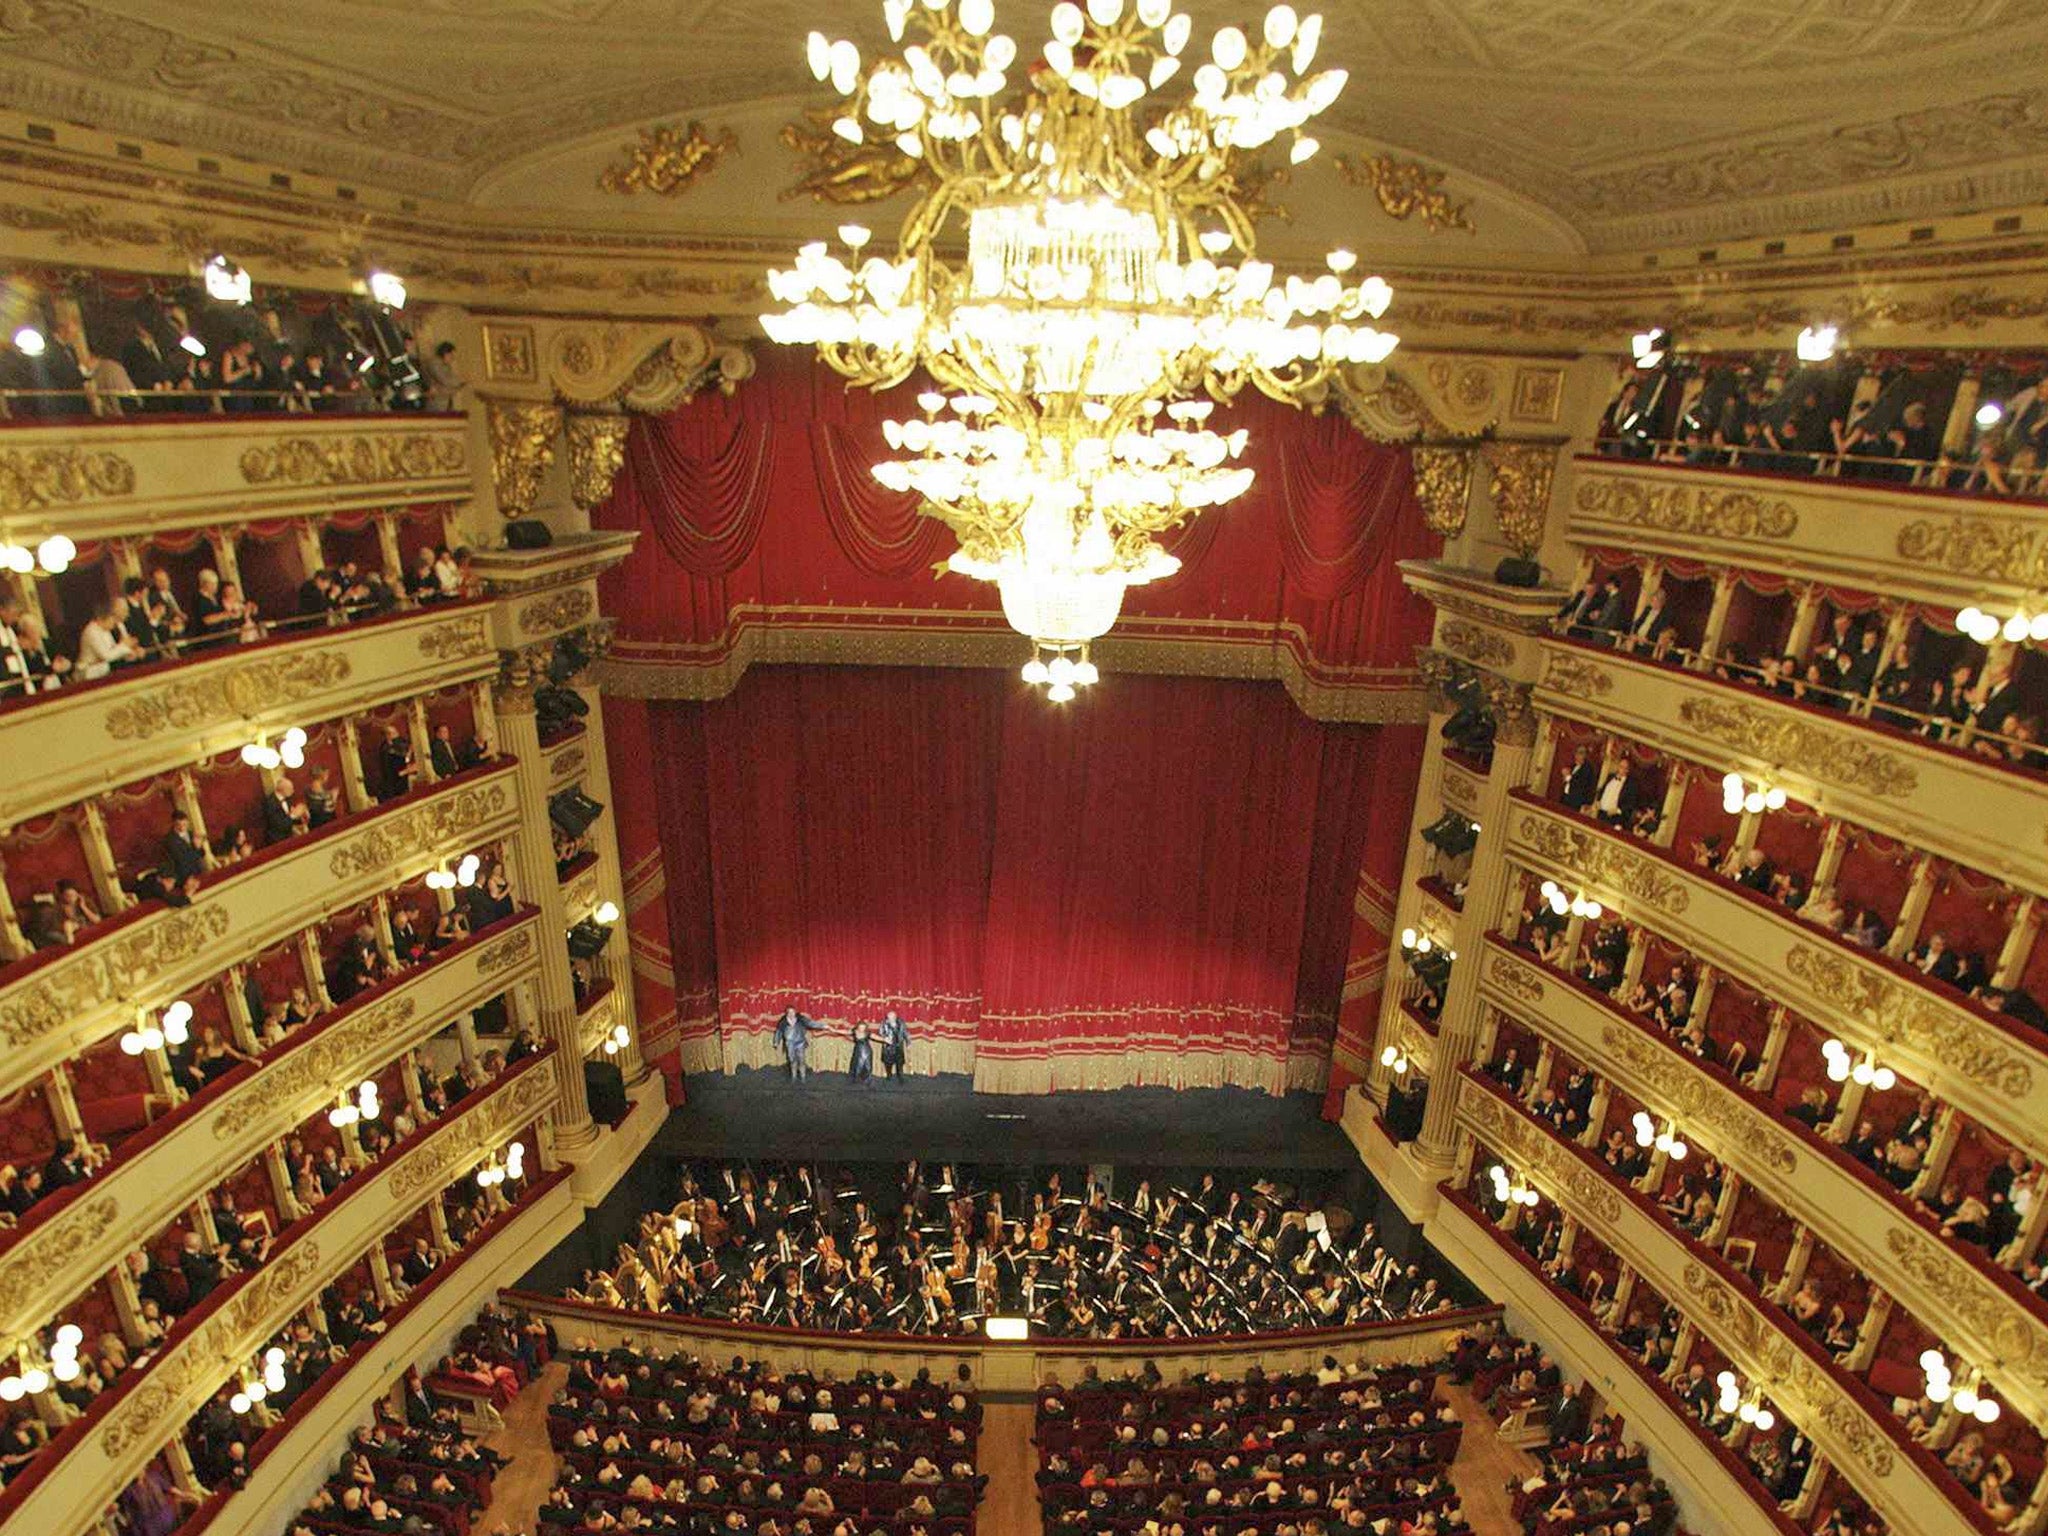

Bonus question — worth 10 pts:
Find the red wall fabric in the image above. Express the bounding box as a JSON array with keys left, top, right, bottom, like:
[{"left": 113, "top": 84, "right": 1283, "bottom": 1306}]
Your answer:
[{"left": 641, "top": 667, "right": 1414, "bottom": 1093}]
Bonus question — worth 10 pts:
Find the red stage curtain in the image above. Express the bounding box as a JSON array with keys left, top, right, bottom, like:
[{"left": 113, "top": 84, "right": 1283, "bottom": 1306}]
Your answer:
[
  {"left": 811, "top": 423, "right": 948, "bottom": 578},
  {"left": 645, "top": 667, "right": 1413, "bottom": 1092},
  {"left": 599, "top": 696, "right": 687, "bottom": 1086}
]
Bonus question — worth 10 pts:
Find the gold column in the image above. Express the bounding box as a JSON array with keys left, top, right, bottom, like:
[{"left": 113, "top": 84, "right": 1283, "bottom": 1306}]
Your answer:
[
  {"left": 407, "top": 697, "right": 437, "bottom": 784},
  {"left": 77, "top": 800, "right": 128, "bottom": 914},
  {"left": 489, "top": 652, "right": 596, "bottom": 1145},
  {"left": 375, "top": 512, "right": 406, "bottom": 588},
  {"left": 171, "top": 770, "right": 214, "bottom": 869},
  {"left": 572, "top": 677, "right": 645, "bottom": 1082},
  {"left": 335, "top": 719, "right": 374, "bottom": 815},
  {"left": 1884, "top": 855, "right": 1938, "bottom": 959}
]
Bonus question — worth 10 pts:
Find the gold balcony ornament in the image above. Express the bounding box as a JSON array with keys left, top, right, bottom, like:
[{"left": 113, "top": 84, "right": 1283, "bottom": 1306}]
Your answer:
[
  {"left": 1482, "top": 441, "right": 1556, "bottom": 559},
  {"left": 485, "top": 400, "right": 563, "bottom": 518},
  {"left": 1409, "top": 444, "right": 1474, "bottom": 537},
  {"left": 1332, "top": 153, "right": 1473, "bottom": 233},
  {"left": 762, "top": 0, "right": 1399, "bottom": 672},
  {"left": 598, "top": 121, "right": 737, "bottom": 198},
  {"left": 565, "top": 413, "right": 635, "bottom": 513}
]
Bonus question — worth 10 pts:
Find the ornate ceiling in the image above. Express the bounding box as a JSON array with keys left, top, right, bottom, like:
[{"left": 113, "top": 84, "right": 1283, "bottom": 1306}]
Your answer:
[{"left": 1, "top": 0, "right": 2045, "bottom": 252}]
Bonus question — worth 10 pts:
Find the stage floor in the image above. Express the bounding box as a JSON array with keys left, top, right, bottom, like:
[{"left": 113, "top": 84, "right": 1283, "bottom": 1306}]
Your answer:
[{"left": 652, "top": 1067, "right": 1361, "bottom": 1168}]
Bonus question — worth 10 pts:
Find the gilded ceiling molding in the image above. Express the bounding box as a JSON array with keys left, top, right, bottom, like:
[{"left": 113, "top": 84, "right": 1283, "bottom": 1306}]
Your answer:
[
  {"left": 237, "top": 434, "right": 466, "bottom": 489},
  {"left": 0, "top": 446, "right": 137, "bottom": 516},
  {"left": 485, "top": 399, "right": 563, "bottom": 518},
  {"left": 102, "top": 652, "right": 353, "bottom": 741},
  {"left": 1333, "top": 153, "right": 1475, "bottom": 233},
  {"left": 1483, "top": 442, "right": 1559, "bottom": 559},
  {"left": 778, "top": 106, "right": 932, "bottom": 204},
  {"left": 1674, "top": 696, "right": 1920, "bottom": 799},
  {"left": 598, "top": 121, "right": 738, "bottom": 198},
  {"left": 1572, "top": 475, "right": 1799, "bottom": 541},
  {"left": 564, "top": 413, "right": 635, "bottom": 513},
  {"left": 1895, "top": 514, "right": 2048, "bottom": 586},
  {"left": 1410, "top": 445, "right": 1476, "bottom": 537},
  {"left": 1513, "top": 811, "right": 1693, "bottom": 915}
]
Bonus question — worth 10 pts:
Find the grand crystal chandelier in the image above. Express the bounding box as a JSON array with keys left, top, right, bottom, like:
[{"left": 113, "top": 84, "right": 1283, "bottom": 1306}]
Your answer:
[{"left": 761, "top": 0, "right": 1398, "bottom": 697}]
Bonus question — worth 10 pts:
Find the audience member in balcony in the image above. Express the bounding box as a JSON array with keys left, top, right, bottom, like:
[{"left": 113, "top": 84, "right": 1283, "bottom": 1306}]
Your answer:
[
  {"left": 432, "top": 905, "right": 471, "bottom": 952},
  {"left": 76, "top": 596, "right": 145, "bottom": 680},
  {"left": 188, "top": 568, "right": 234, "bottom": 647},
  {"left": 211, "top": 1187, "right": 272, "bottom": 1265},
  {"left": 390, "top": 907, "right": 427, "bottom": 967},
  {"left": 430, "top": 722, "right": 464, "bottom": 779},
  {"left": 26, "top": 878, "right": 101, "bottom": 949},
  {"left": 3, "top": 611, "right": 68, "bottom": 697},
  {"left": 433, "top": 545, "right": 466, "bottom": 600},
  {"left": 1557, "top": 744, "right": 1597, "bottom": 813},
  {"left": 1620, "top": 586, "right": 1669, "bottom": 653},
  {"left": 1841, "top": 906, "right": 1888, "bottom": 950},
  {"left": 378, "top": 723, "right": 422, "bottom": 801},
  {"left": 468, "top": 862, "right": 516, "bottom": 928},
  {"left": 218, "top": 338, "right": 260, "bottom": 406},
  {"left": 1589, "top": 756, "right": 1640, "bottom": 826},
  {"left": 261, "top": 773, "right": 311, "bottom": 844},
  {"left": 179, "top": 1227, "right": 230, "bottom": 1304},
  {"left": 425, "top": 341, "right": 466, "bottom": 412},
  {"left": 331, "top": 923, "right": 392, "bottom": 1002},
  {"left": 162, "top": 809, "right": 209, "bottom": 889}
]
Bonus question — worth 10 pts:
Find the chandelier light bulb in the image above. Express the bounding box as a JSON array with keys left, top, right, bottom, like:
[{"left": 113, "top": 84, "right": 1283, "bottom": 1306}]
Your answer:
[
  {"left": 595, "top": 900, "right": 622, "bottom": 924},
  {"left": 1975, "top": 1398, "right": 2001, "bottom": 1423},
  {"left": 120, "top": 1032, "right": 146, "bottom": 1056},
  {"left": 1927, "top": 1376, "right": 1951, "bottom": 1402},
  {"left": 1400, "top": 928, "right": 1417, "bottom": 948},
  {"left": 55, "top": 1325, "right": 81, "bottom": 1350},
  {"left": 0, "top": 544, "right": 32, "bottom": 574},
  {"left": 204, "top": 255, "right": 253, "bottom": 305},
  {"left": 1976, "top": 402, "right": 2004, "bottom": 429},
  {"left": 1753, "top": 1409, "right": 1774, "bottom": 1432},
  {"left": 1021, "top": 658, "right": 1050, "bottom": 685},
  {"left": 11, "top": 325, "right": 45, "bottom": 357},
  {"left": 1737, "top": 1401, "right": 1757, "bottom": 1423},
  {"left": 1795, "top": 324, "right": 1838, "bottom": 362},
  {"left": 806, "top": 30, "right": 831, "bottom": 80},
  {"left": 1871, "top": 1066, "right": 1896, "bottom": 1091},
  {"left": 1920, "top": 1348, "right": 1945, "bottom": 1372},
  {"left": 1414, "top": 936, "right": 1430, "bottom": 953},
  {"left": 366, "top": 270, "right": 407, "bottom": 309},
  {"left": 1074, "top": 659, "right": 1100, "bottom": 686},
  {"left": 36, "top": 534, "right": 75, "bottom": 574},
  {"left": 1954, "top": 1387, "right": 1979, "bottom": 1415},
  {"left": 20, "top": 1367, "right": 47, "bottom": 1395},
  {"left": 231, "top": 1391, "right": 251, "bottom": 1414},
  {"left": 1046, "top": 681, "right": 1077, "bottom": 703},
  {"left": 1851, "top": 1059, "right": 1874, "bottom": 1085}
]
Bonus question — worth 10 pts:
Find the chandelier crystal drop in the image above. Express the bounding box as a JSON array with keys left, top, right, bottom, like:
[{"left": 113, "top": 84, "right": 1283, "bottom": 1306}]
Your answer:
[{"left": 762, "top": 0, "right": 1397, "bottom": 674}]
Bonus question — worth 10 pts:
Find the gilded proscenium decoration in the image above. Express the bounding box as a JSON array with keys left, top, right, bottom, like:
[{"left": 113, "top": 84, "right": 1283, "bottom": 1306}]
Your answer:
[
  {"left": 327, "top": 783, "right": 511, "bottom": 882},
  {"left": 0, "top": 906, "right": 231, "bottom": 1049},
  {"left": 1515, "top": 812, "right": 1693, "bottom": 915},
  {"left": 103, "top": 652, "right": 353, "bottom": 741},
  {"left": 210, "top": 998, "right": 421, "bottom": 1141},
  {"left": 1478, "top": 672, "right": 1538, "bottom": 747},
  {"left": 386, "top": 1058, "right": 556, "bottom": 1200},
  {"left": 778, "top": 105, "right": 930, "bottom": 205},
  {"left": 1895, "top": 515, "right": 2048, "bottom": 586},
  {"left": 564, "top": 413, "right": 634, "bottom": 513},
  {"left": 516, "top": 586, "right": 596, "bottom": 638},
  {"left": 1541, "top": 651, "right": 1614, "bottom": 700},
  {"left": 1676, "top": 696, "right": 1920, "bottom": 800},
  {"left": 1598, "top": 1023, "right": 1798, "bottom": 1177},
  {"left": 0, "top": 1195, "right": 118, "bottom": 1322},
  {"left": 1483, "top": 443, "right": 1558, "bottom": 558},
  {"left": 1881, "top": 1228, "right": 2048, "bottom": 1402},
  {"left": 1785, "top": 943, "right": 2034, "bottom": 1100},
  {"left": 99, "top": 1241, "right": 324, "bottom": 1459},
  {"left": 486, "top": 400, "right": 563, "bottom": 518},
  {"left": 1410, "top": 445, "right": 1476, "bottom": 538},
  {"left": 416, "top": 612, "right": 493, "bottom": 662},
  {"left": 237, "top": 434, "right": 466, "bottom": 488},
  {"left": 1438, "top": 618, "right": 1515, "bottom": 671},
  {"left": 598, "top": 121, "right": 737, "bottom": 197},
  {"left": 1459, "top": 1080, "right": 1620, "bottom": 1223},
  {"left": 0, "top": 446, "right": 137, "bottom": 514},
  {"left": 1574, "top": 475, "right": 1799, "bottom": 541},
  {"left": 1333, "top": 154, "right": 1475, "bottom": 234}
]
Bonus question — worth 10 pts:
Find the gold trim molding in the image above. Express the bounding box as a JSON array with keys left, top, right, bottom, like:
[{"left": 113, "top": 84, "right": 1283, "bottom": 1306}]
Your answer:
[
  {"left": 598, "top": 121, "right": 737, "bottom": 198},
  {"left": 0, "top": 445, "right": 137, "bottom": 515},
  {"left": 1573, "top": 474, "right": 1799, "bottom": 541},
  {"left": 238, "top": 433, "right": 467, "bottom": 489}
]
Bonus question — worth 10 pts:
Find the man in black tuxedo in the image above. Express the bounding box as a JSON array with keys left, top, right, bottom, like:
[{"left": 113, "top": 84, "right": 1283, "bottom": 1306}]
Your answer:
[
  {"left": 163, "top": 809, "right": 209, "bottom": 885},
  {"left": 261, "top": 776, "right": 307, "bottom": 844},
  {"left": 1590, "top": 757, "right": 1641, "bottom": 825},
  {"left": 1559, "top": 745, "right": 1598, "bottom": 812}
]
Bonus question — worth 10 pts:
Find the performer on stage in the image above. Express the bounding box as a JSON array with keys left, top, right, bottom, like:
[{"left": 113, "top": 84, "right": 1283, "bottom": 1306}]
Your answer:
[
  {"left": 878, "top": 1009, "right": 909, "bottom": 1079},
  {"left": 847, "top": 1020, "right": 874, "bottom": 1083},
  {"left": 775, "top": 1005, "right": 823, "bottom": 1081}
]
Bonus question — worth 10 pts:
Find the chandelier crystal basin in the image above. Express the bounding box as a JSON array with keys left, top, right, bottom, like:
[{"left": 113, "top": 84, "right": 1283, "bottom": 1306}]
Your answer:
[{"left": 761, "top": 0, "right": 1398, "bottom": 686}]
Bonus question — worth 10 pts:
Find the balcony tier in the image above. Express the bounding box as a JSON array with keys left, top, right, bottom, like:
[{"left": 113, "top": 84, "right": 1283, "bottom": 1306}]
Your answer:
[
  {"left": 1457, "top": 1071, "right": 1983, "bottom": 1536},
  {"left": 0, "top": 1049, "right": 560, "bottom": 1536},
  {"left": 0, "top": 413, "right": 469, "bottom": 543},
  {"left": 1504, "top": 796, "right": 2048, "bottom": 1162},
  {"left": 0, "top": 759, "right": 523, "bottom": 1101},
  {"left": 1477, "top": 937, "right": 2048, "bottom": 1430},
  {"left": 0, "top": 600, "right": 497, "bottom": 829},
  {"left": 1533, "top": 636, "right": 2048, "bottom": 901},
  {"left": 1567, "top": 456, "right": 2048, "bottom": 614},
  {"left": 0, "top": 910, "right": 541, "bottom": 1347}
]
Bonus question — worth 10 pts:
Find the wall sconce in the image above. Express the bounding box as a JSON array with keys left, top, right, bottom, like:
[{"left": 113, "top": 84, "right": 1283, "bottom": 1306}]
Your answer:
[
  {"left": 1956, "top": 604, "right": 2048, "bottom": 645},
  {"left": 241, "top": 726, "right": 307, "bottom": 772},
  {"left": 1823, "top": 1039, "right": 1895, "bottom": 1090},
  {"left": 1795, "top": 324, "right": 1839, "bottom": 363},
  {"left": 476, "top": 1141, "right": 526, "bottom": 1188},
  {"left": 1632, "top": 1110, "right": 1688, "bottom": 1161},
  {"left": 594, "top": 900, "right": 621, "bottom": 925},
  {"left": 0, "top": 1324, "right": 84, "bottom": 1401},
  {"left": 0, "top": 534, "right": 75, "bottom": 575},
  {"left": 1715, "top": 1371, "right": 1776, "bottom": 1430},
  {"left": 1488, "top": 1163, "right": 1540, "bottom": 1208},
  {"left": 229, "top": 1347, "right": 287, "bottom": 1414},
  {"left": 426, "top": 853, "right": 482, "bottom": 891},
  {"left": 203, "top": 254, "right": 253, "bottom": 305},
  {"left": 365, "top": 270, "right": 408, "bottom": 310},
  {"left": 1538, "top": 880, "right": 1602, "bottom": 921},
  {"left": 1379, "top": 1044, "right": 1411, "bottom": 1076},
  {"left": 120, "top": 999, "right": 192, "bottom": 1057},
  {"left": 327, "top": 1079, "right": 381, "bottom": 1127},
  {"left": 1721, "top": 772, "right": 1786, "bottom": 816},
  {"left": 1630, "top": 328, "right": 1669, "bottom": 369},
  {"left": 602, "top": 1023, "right": 631, "bottom": 1056},
  {"left": 1921, "top": 1349, "right": 2000, "bottom": 1422}
]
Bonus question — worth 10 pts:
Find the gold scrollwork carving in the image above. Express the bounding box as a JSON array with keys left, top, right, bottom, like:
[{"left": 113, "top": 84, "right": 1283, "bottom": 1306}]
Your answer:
[
  {"left": 1438, "top": 617, "right": 1515, "bottom": 670},
  {"left": 211, "top": 998, "right": 420, "bottom": 1142},
  {"left": 549, "top": 745, "right": 589, "bottom": 785},
  {"left": 564, "top": 413, "right": 634, "bottom": 512},
  {"left": 1483, "top": 443, "right": 1558, "bottom": 558},
  {"left": 1895, "top": 515, "right": 2048, "bottom": 586},
  {"left": 1881, "top": 1227, "right": 2048, "bottom": 1400},
  {"left": 474, "top": 926, "right": 537, "bottom": 980},
  {"left": 1439, "top": 764, "right": 1479, "bottom": 815},
  {"left": 598, "top": 121, "right": 737, "bottom": 197},
  {"left": 0, "top": 446, "right": 137, "bottom": 514},
  {"left": 386, "top": 1061, "right": 557, "bottom": 1201},
  {"left": 0, "top": 905, "right": 231, "bottom": 1049},
  {"left": 1573, "top": 475, "right": 1798, "bottom": 541},
  {"left": 779, "top": 106, "right": 931, "bottom": 205},
  {"left": 1459, "top": 1084, "right": 1621, "bottom": 1224},
  {"left": 1332, "top": 154, "right": 1475, "bottom": 233},
  {"left": 1784, "top": 944, "right": 2035, "bottom": 1100},
  {"left": 417, "top": 613, "right": 492, "bottom": 662},
  {"left": 1410, "top": 445, "right": 1475, "bottom": 537},
  {"left": 1541, "top": 651, "right": 1614, "bottom": 700},
  {"left": 1675, "top": 696, "right": 1919, "bottom": 800},
  {"left": 517, "top": 586, "right": 595, "bottom": 638},
  {"left": 1477, "top": 672, "right": 1538, "bottom": 747},
  {"left": 1515, "top": 813, "right": 1693, "bottom": 914},
  {"left": 0, "top": 1194, "right": 119, "bottom": 1322},
  {"left": 327, "top": 785, "right": 511, "bottom": 883},
  {"left": 1598, "top": 1025, "right": 1797, "bottom": 1176},
  {"left": 104, "top": 651, "right": 352, "bottom": 741},
  {"left": 486, "top": 400, "right": 563, "bottom": 518},
  {"left": 237, "top": 433, "right": 466, "bottom": 488},
  {"left": 1486, "top": 952, "right": 1546, "bottom": 1005}
]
